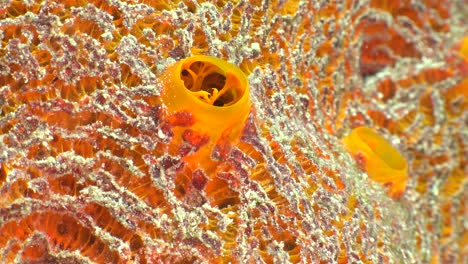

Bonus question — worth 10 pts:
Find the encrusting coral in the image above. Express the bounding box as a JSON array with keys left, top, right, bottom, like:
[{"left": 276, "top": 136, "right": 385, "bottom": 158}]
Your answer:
[{"left": 0, "top": 0, "right": 466, "bottom": 263}]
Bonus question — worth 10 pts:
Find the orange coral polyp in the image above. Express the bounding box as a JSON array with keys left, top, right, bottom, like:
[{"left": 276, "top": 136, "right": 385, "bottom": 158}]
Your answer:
[{"left": 342, "top": 126, "right": 408, "bottom": 198}]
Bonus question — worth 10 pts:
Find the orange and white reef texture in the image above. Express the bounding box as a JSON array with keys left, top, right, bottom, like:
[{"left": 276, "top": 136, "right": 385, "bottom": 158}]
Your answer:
[{"left": 0, "top": 0, "right": 467, "bottom": 263}]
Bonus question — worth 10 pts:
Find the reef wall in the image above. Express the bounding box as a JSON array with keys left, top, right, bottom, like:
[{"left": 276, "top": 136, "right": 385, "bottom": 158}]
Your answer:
[{"left": 0, "top": 0, "right": 467, "bottom": 263}]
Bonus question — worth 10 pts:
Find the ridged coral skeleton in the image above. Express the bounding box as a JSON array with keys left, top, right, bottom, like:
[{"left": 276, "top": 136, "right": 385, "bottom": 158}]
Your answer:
[{"left": 0, "top": 0, "right": 467, "bottom": 263}]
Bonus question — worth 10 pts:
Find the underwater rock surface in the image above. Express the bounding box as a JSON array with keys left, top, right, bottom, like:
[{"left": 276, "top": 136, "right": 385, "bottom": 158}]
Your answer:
[{"left": 0, "top": 0, "right": 466, "bottom": 263}]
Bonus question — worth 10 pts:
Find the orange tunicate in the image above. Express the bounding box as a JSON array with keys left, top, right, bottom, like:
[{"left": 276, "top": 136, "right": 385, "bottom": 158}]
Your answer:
[
  {"left": 160, "top": 55, "right": 251, "bottom": 173},
  {"left": 342, "top": 126, "right": 408, "bottom": 198},
  {"left": 458, "top": 36, "right": 468, "bottom": 59}
]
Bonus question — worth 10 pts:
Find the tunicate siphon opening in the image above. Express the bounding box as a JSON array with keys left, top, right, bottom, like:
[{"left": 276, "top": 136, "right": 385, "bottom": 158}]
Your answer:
[
  {"left": 160, "top": 55, "right": 251, "bottom": 144},
  {"left": 355, "top": 128, "right": 406, "bottom": 170},
  {"left": 180, "top": 60, "right": 244, "bottom": 107}
]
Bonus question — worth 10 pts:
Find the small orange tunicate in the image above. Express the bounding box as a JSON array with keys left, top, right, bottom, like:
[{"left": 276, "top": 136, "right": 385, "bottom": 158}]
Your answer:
[
  {"left": 160, "top": 55, "right": 251, "bottom": 173},
  {"left": 458, "top": 36, "right": 468, "bottom": 60},
  {"left": 342, "top": 126, "right": 408, "bottom": 198}
]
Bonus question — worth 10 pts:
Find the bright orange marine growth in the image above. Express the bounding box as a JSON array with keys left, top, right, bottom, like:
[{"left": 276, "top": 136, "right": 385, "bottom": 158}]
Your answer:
[
  {"left": 457, "top": 36, "right": 468, "bottom": 60},
  {"left": 160, "top": 55, "right": 251, "bottom": 174},
  {"left": 342, "top": 127, "right": 408, "bottom": 198}
]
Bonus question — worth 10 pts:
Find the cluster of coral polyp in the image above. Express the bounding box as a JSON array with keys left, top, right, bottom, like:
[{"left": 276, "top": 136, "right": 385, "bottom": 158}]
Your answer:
[{"left": 0, "top": 0, "right": 466, "bottom": 263}]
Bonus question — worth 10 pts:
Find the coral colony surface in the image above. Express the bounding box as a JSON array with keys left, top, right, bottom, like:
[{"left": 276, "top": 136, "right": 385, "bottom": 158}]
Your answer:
[{"left": 0, "top": 0, "right": 467, "bottom": 263}]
